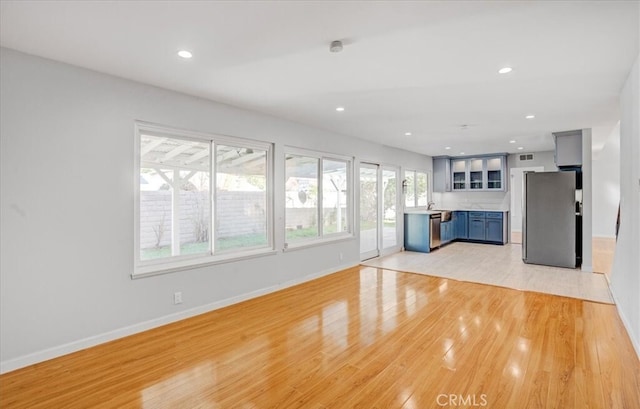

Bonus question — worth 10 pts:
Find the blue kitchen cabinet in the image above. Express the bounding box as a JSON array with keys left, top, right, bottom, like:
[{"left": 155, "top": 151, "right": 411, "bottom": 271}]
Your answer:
[
  {"left": 441, "top": 221, "right": 453, "bottom": 244},
  {"left": 485, "top": 212, "right": 504, "bottom": 243},
  {"left": 453, "top": 211, "right": 468, "bottom": 239},
  {"left": 468, "top": 211, "right": 486, "bottom": 241},
  {"left": 404, "top": 213, "right": 430, "bottom": 252}
]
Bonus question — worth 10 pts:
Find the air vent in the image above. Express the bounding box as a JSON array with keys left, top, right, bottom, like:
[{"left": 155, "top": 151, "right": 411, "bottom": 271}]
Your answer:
[{"left": 519, "top": 153, "right": 534, "bottom": 161}]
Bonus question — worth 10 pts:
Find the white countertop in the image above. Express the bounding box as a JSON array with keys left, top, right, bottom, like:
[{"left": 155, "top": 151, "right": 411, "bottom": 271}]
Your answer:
[
  {"left": 405, "top": 208, "right": 509, "bottom": 213},
  {"left": 404, "top": 210, "right": 442, "bottom": 215}
]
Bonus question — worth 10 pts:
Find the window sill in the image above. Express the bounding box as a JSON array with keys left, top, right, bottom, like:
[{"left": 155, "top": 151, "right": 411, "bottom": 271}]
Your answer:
[
  {"left": 284, "top": 234, "right": 355, "bottom": 252},
  {"left": 132, "top": 247, "right": 278, "bottom": 279}
]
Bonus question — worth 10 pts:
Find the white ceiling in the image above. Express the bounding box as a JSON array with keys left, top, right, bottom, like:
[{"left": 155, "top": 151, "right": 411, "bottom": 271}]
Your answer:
[{"left": 1, "top": 1, "right": 638, "bottom": 157}]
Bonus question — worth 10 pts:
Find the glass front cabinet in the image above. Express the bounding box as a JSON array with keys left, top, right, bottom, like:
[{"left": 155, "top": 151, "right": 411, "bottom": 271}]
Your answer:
[
  {"left": 449, "top": 155, "right": 506, "bottom": 192},
  {"left": 469, "top": 159, "right": 484, "bottom": 190},
  {"left": 452, "top": 159, "right": 467, "bottom": 191}
]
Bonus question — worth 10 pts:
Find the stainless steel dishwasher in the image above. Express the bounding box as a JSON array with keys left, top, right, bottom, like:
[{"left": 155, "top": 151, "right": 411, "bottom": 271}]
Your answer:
[{"left": 429, "top": 213, "right": 441, "bottom": 249}]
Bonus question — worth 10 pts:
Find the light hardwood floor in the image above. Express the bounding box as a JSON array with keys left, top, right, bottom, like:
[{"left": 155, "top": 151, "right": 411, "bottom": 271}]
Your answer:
[{"left": 1, "top": 266, "right": 638, "bottom": 408}]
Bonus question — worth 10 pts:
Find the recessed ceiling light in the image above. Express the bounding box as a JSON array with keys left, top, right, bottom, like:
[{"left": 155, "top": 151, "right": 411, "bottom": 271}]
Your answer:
[
  {"left": 525, "top": 114, "right": 535, "bottom": 119},
  {"left": 335, "top": 107, "right": 345, "bottom": 112},
  {"left": 445, "top": 146, "right": 451, "bottom": 150},
  {"left": 509, "top": 140, "right": 516, "bottom": 144},
  {"left": 460, "top": 152, "right": 465, "bottom": 155},
  {"left": 177, "top": 50, "right": 193, "bottom": 59},
  {"left": 405, "top": 132, "right": 412, "bottom": 136},
  {"left": 517, "top": 147, "right": 524, "bottom": 150},
  {"left": 498, "top": 67, "right": 513, "bottom": 74}
]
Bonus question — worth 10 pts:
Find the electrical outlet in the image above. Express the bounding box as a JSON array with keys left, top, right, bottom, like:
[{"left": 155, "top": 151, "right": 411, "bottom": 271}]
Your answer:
[
  {"left": 339, "top": 252, "right": 344, "bottom": 261},
  {"left": 173, "top": 292, "right": 183, "bottom": 305}
]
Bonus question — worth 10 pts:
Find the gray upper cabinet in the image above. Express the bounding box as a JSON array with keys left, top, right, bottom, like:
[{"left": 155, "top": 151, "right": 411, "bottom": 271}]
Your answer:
[
  {"left": 486, "top": 157, "right": 504, "bottom": 190},
  {"left": 554, "top": 130, "right": 582, "bottom": 167},
  {"left": 433, "top": 157, "right": 451, "bottom": 192},
  {"left": 452, "top": 159, "right": 468, "bottom": 191},
  {"left": 436, "top": 154, "right": 506, "bottom": 192}
]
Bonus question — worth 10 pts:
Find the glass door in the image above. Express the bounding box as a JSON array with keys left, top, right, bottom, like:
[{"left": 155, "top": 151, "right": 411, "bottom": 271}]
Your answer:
[
  {"left": 469, "top": 159, "right": 484, "bottom": 190},
  {"left": 382, "top": 167, "right": 399, "bottom": 251},
  {"left": 360, "top": 164, "right": 401, "bottom": 260},
  {"left": 360, "top": 163, "right": 379, "bottom": 259},
  {"left": 487, "top": 157, "right": 503, "bottom": 190},
  {"left": 452, "top": 159, "right": 467, "bottom": 190}
]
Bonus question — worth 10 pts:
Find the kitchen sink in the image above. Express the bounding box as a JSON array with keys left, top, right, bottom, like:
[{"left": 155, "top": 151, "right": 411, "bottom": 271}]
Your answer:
[{"left": 434, "top": 210, "right": 452, "bottom": 221}]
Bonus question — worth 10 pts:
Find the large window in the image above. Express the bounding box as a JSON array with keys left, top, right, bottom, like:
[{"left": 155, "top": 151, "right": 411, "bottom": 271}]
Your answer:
[
  {"left": 135, "top": 123, "right": 272, "bottom": 276},
  {"left": 285, "top": 149, "right": 352, "bottom": 246},
  {"left": 404, "top": 170, "right": 429, "bottom": 208}
]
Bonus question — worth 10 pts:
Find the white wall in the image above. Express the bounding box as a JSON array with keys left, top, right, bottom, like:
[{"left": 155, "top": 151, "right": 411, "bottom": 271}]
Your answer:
[
  {"left": 591, "top": 124, "right": 621, "bottom": 238},
  {"left": 581, "top": 128, "right": 593, "bottom": 272},
  {"left": 506, "top": 151, "right": 558, "bottom": 231},
  {"left": 508, "top": 151, "right": 557, "bottom": 174},
  {"left": 0, "top": 48, "right": 432, "bottom": 372},
  {"left": 610, "top": 53, "right": 640, "bottom": 358}
]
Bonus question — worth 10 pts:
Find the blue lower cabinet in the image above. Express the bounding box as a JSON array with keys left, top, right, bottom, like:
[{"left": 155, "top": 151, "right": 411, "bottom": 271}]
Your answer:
[
  {"left": 485, "top": 212, "right": 504, "bottom": 243},
  {"left": 468, "top": 218, "right": 486, "bottom": 241},
  {"left": 453, "top": 211, "right": 468, "bottom": 239},
  {"left": 404, "top": 211, "right": 505, "bottom": 251},
  {"left": 404, "top": 213, "right": 430, "bottom": 252},
  {"left": 441, "top": 221, "right": 453, "bottom": 244},
  {"left": 486, "top": 218, "right": 503, "bottom": 243}
]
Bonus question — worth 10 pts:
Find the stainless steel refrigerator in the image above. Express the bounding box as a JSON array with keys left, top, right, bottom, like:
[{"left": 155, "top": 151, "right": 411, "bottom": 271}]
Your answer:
[{"left": 523, "top": 171, "right": 579, "bottom": 268}]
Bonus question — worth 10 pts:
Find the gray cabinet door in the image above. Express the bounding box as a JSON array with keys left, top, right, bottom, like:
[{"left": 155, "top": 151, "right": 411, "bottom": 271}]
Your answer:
[
  {"left": 468, "top": 218, "right": 485, "bottom": 240},
  {"left": 554, "top": 131, "right": 582, "bottom": 167},
  {"left": 433, "top": 158, "right": 451, "bottom": 192},
  {"left": 454, "top": 211, "right": 468, "bottom": 239},
  {"left": 486, "top": 219, "right": 503, "bottom": 242},
  {"left": 441, "top": 221, "right": 453, "bottom": 243}
]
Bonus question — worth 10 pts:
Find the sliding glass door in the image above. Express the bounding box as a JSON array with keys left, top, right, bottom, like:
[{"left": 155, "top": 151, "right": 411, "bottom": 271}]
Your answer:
[
  {"left": 360, "top": 163, "right": 379, "bottom": 259},
  {"left": 360, "top": 163, "right": 400, "bottom": 260}
]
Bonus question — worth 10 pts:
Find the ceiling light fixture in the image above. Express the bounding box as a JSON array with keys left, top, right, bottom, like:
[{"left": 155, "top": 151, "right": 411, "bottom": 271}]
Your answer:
[
  {"left": 460, "top": 152, "right": 465, "bottom": 155},
  {"left": 405, "top": 132, "right": 412, "bottom": 136},
  {"left": 177, "top": 50, "right": 193, "bottom": 59},
  {"left": 517, "top": 147, "right": 524, "bottom": 150},
  {"left": 330, "top": 40, "right": 343, "bottom": 53},
  {"left": 509, "top": 140, "right": 516, "bottom": 144},
  {"left": 445, "top": 146, "right": 451, "bottom": 150},
  {"left": 498, "top": 67, "right": 513, "bottom": 74},
  {"left": 525, "top": 114, "right": 535, "bottom": 119},
  {"left": 335, "top": 106, "right": 345, "bottom": 112}
]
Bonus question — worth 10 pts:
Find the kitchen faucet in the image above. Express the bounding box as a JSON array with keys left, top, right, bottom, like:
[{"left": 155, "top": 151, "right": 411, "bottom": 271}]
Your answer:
[{"left": 427, "top": 201, "right": 435, "bottom": 210}]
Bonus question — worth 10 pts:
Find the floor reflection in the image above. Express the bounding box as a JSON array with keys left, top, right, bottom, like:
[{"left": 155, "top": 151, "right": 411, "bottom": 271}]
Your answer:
[
  {"left": 142, "top": 362, "right": 217, "bottom": 408},
  {"left": 7, "top": 266, "right": 636, "bottom": 408}
]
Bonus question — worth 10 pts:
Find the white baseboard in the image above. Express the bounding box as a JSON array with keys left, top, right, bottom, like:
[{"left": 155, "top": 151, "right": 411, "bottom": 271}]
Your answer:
[
  {"left": 609, "top": 288, "right": 640, "bottom": 361},
  {"left": 0, "top": 262, "right": 358, "bottom": 374}
]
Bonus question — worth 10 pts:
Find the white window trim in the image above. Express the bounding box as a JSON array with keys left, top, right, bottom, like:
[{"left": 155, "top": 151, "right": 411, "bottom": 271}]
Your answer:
[
  {"left": 133, "top": 121, "right": 274, "bottom": 278},
  {"left": 284, "top": 146, "right": 355, "bottom": 249},
  {"left": 404, "top": 169, "right": 431, "bottom": 209}
]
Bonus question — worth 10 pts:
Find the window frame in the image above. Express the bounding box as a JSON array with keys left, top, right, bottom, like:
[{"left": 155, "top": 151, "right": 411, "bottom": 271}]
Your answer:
[
  {"left": 404, "top": 169, "right": 430, "bottom": 209},
  {"left": 284, "top": 146, "right": 355, "bottom": 249},
  {"left": 134, "top": 122, "right": 275, "bottom": 278}
]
